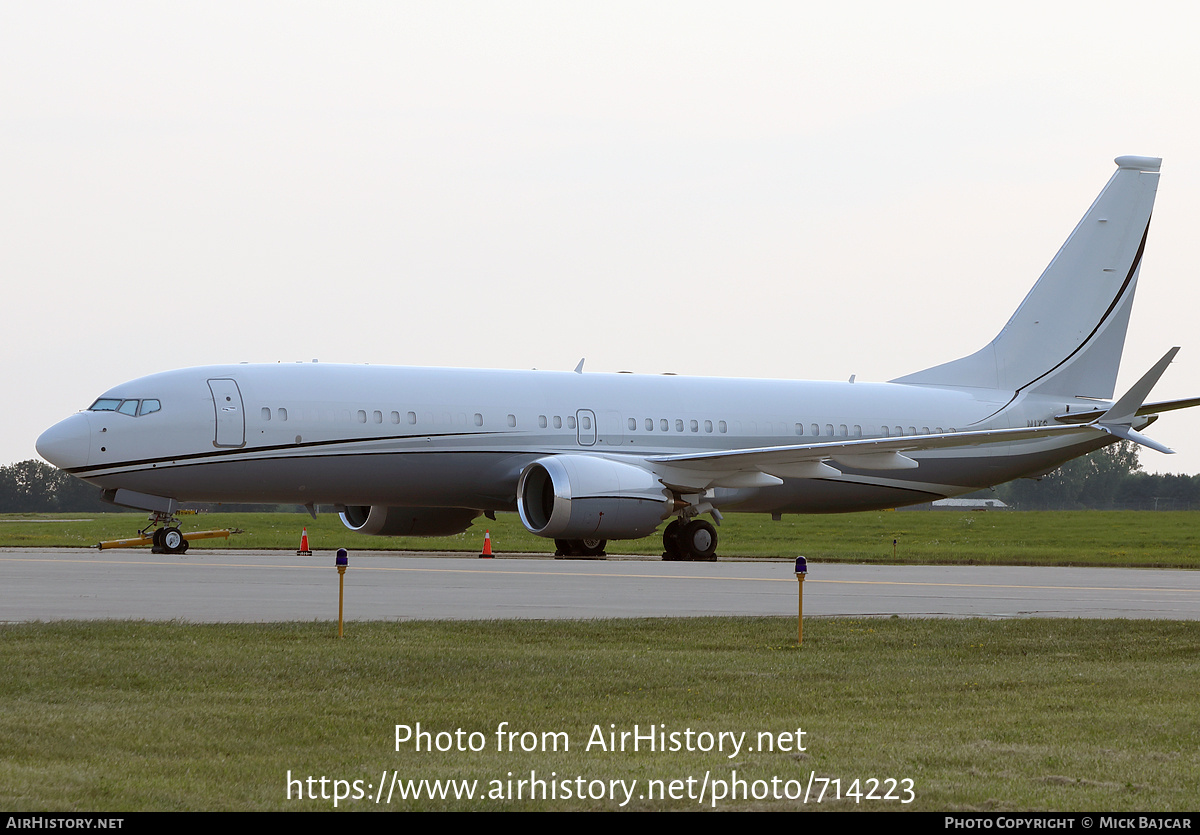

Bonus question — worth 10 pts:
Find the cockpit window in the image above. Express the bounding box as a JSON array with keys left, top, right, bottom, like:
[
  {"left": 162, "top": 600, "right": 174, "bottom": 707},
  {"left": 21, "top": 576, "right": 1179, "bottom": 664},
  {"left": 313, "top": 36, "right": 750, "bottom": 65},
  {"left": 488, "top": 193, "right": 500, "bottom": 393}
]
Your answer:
[{"left": 89, "top": 398, "right": 162, "bottom": 417}]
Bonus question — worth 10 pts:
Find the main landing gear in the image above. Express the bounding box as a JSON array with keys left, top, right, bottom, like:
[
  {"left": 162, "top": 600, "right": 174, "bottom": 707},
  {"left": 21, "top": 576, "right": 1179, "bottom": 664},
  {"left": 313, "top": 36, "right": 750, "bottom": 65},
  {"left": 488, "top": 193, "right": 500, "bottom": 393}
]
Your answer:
[
  {"left": 662, "top": 518, "right": 718, "bottom": 561},
  {"left": 555, "top": 538, "right": 608, "bottom": 558}
]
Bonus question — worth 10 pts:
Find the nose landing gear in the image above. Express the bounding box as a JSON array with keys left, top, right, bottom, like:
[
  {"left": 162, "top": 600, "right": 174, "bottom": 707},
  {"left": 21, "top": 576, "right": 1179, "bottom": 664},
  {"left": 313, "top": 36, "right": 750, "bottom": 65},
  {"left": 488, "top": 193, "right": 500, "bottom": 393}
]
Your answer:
[
  {"left": 144, "top": 512, "right": 189, "bottom": 554},
  {"left": 96, "top": 510, "right": 229, "bottom": 553},
  {"left": 95, "top": 500, "right": 238, "bottom": 552},
  {"left": 152, "top": 525, "right": 189, "bottom": 554}
]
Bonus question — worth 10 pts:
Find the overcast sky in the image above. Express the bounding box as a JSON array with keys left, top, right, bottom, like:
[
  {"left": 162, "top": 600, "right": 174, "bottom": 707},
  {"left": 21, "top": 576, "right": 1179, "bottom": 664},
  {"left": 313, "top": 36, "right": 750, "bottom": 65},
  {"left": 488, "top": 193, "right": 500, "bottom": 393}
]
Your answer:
[{"left": 5, "top": 1, "right": 1200, "bottom": 475}]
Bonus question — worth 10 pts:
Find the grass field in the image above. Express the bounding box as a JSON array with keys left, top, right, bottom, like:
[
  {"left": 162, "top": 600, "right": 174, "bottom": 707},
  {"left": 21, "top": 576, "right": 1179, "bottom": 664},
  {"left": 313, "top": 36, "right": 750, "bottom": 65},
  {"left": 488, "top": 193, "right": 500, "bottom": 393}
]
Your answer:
[
  {"left": 3, "top": 510, "right": 1199, "bottom": 568},
  {"left": 2, "top": 617, "right": 1197, "bottom": 811},
  {"left": 5, "top": 511, "right": 1196, "bottom": 811}
]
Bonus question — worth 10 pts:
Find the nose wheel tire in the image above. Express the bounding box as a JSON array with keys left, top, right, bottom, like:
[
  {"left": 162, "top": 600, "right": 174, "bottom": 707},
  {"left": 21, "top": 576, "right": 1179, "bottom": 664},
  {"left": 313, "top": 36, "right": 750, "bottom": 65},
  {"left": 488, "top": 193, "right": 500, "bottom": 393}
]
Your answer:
[{"left": 160, "top": 527, "right": 189, "bottom": 554}]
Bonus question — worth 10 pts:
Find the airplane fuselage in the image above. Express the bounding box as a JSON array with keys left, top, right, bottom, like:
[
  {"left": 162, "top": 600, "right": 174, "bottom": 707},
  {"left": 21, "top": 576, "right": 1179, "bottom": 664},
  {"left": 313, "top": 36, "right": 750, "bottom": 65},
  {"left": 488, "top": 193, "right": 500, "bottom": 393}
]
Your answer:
[{"left": 40, "top": 362, "right": 1113, "bottom": 515}]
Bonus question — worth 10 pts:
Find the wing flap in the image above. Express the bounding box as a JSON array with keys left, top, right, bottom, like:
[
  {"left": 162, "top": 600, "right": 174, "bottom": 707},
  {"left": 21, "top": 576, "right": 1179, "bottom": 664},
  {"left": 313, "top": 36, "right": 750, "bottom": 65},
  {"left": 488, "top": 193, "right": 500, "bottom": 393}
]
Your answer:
[{"left": 644, "top": 423, "right": 1099, "bottom": 486}]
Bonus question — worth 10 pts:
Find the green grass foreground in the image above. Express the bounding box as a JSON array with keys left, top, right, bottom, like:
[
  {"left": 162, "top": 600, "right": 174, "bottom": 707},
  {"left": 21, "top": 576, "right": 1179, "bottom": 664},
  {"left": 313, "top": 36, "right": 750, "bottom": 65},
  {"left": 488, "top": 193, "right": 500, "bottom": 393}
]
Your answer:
[
  {"left": 2, "top": 618, "right": 1197, "bottom": 811},
  {"left": 3, "top": 510, "right": 1200, "bottom": 568}
]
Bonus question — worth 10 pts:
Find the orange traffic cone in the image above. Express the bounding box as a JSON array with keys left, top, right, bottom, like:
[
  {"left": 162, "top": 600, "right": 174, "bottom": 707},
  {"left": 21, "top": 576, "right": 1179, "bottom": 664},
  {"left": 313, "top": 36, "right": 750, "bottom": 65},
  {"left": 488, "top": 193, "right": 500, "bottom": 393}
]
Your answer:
[
  {"left": 297, "top": 527, "right": 313, "bottom": 556},
  {"left": 479, "top": 529, "right": 494, "bottom": 559}
]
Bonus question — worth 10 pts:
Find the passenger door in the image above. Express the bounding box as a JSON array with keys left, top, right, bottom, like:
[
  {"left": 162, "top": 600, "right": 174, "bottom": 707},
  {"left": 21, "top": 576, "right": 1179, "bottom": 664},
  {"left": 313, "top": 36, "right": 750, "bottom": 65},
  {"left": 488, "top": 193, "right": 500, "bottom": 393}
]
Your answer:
[{"left": 208, "top": 378, "right": 246, "bottom": 448}]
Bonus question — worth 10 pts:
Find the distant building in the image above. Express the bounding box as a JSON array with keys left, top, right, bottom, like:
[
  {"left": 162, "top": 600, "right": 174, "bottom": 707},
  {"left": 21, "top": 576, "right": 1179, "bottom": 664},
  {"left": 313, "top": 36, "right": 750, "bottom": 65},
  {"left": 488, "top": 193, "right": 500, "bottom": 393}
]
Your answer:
[{"left": 899, "top": 498, "right": 1010, "bottom": 511}]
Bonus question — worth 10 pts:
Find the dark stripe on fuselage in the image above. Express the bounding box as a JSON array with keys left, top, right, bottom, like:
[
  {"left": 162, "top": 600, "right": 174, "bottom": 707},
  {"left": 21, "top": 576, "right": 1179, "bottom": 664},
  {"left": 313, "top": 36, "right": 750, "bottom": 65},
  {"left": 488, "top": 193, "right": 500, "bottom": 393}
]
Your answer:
[{"left": 62, "top": 429, "right": 511, "bottom": 477}]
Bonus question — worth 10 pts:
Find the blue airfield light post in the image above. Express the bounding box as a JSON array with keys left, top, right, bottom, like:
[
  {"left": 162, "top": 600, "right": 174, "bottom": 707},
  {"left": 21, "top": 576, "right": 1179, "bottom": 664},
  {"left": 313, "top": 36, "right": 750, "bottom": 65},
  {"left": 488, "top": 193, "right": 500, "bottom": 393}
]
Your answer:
[
  {"left": 336, "top": 548, "right": 348, "bottom": 638},
  {"left": 795, "top": 557, "right": 808, "bottom": 645}
]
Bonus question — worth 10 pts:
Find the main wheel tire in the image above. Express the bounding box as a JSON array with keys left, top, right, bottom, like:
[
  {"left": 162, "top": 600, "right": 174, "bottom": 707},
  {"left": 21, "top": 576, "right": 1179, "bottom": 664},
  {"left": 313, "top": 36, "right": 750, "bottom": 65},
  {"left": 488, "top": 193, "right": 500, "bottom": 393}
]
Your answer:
[
  {"left": 678, "top": 519, "right": 717, "bottom": 561},
  {"left": 662, "top": 519, "right": 682, "bottom": 560},
  {"left": 556, "top": 538, "right": 606, "bottom": 557},
  {"left": 576, "top": 538, "right": 607, "bottom": 557},
  {"left": 161, "top": 527, "right": 186, "bottom": 554}
]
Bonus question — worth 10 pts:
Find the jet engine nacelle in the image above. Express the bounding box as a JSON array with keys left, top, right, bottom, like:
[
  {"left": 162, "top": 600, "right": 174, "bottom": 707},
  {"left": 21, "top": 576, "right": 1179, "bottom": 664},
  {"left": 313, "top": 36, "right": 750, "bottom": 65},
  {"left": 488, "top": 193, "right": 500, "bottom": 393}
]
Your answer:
[
  {"left": 517, "top": 455, "right": 671, "bottom": 540},
  {"left": 339, "top": 506, "right": 481, "bottom": 537}
]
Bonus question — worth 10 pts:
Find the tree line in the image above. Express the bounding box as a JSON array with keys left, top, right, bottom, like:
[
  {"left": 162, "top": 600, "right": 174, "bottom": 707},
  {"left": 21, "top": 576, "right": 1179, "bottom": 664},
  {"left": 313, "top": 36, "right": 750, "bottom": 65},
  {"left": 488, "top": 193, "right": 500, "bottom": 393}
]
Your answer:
[
  {"left": 0, "top": 460, "right": 294, "bottom": 513},
  {"left": 3, "top": 444, "right": 1200, "bottom": 513},
  {"left": 989, "top": 442, "right": 1200, "bottom": 510},
  {"left": 0, "top": 459, "right": 116, "bottom": 512}
]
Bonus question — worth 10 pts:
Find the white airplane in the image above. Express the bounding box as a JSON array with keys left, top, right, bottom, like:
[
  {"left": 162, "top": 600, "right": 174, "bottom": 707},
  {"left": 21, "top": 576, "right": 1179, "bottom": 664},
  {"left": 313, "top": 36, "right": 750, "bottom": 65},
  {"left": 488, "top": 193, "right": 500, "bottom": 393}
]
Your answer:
[{"left": 37, "top": 155, "right": 1198, "bottom": 558}]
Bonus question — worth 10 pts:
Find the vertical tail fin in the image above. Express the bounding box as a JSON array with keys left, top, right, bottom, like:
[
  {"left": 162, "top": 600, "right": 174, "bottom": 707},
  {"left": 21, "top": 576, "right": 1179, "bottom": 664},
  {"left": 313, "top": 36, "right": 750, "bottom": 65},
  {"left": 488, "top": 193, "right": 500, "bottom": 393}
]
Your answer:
[{"left": 893, "top": 155, "right": 1161, "bottom": 399}]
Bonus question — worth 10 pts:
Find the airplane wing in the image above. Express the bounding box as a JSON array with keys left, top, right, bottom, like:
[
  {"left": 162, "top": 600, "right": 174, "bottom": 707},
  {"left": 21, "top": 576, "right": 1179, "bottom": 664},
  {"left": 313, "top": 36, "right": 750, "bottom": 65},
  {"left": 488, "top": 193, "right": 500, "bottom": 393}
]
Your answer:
[
  {"left": 643, "top": 423, "right": 1101, "bottom": 489},
  {"left": 646, "top": 348, "right": 1190, "bottom": 490},
  {"left": 1055, "top": 396, "right": 1200, "bottom": 423}
]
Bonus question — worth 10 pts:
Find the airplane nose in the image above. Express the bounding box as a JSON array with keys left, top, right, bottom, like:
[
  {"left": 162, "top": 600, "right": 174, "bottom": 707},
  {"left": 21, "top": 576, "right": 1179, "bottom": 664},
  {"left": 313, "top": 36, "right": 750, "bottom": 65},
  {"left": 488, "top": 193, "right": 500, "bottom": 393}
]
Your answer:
[{"left": 36, "top": 413, "right": 91, "bottom": 470}]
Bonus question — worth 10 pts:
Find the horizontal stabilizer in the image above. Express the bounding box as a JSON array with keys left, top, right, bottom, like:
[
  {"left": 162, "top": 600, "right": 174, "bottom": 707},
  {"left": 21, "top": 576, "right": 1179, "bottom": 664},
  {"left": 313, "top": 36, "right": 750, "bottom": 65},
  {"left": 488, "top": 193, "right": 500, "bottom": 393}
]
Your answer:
[
  {"left": 1091, "top": 347, "right": 1180, "bottom": 454},
  {"left": 1097, "top": 423, "right": 1174, "bottom": 455},
  {"left": 1134, "top": 397, "right": 1200, "bottom": 416},
  {"left": 1055, "top": 395, "right": 1200, "bottom": 423}
]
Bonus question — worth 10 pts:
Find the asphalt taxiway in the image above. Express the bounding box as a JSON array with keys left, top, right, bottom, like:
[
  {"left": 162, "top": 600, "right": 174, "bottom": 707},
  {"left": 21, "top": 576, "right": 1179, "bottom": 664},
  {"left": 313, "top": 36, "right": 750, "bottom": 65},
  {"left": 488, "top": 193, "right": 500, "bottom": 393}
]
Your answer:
[{"left": 2, "top": 548, "right": 1198, "bottom": 622}]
